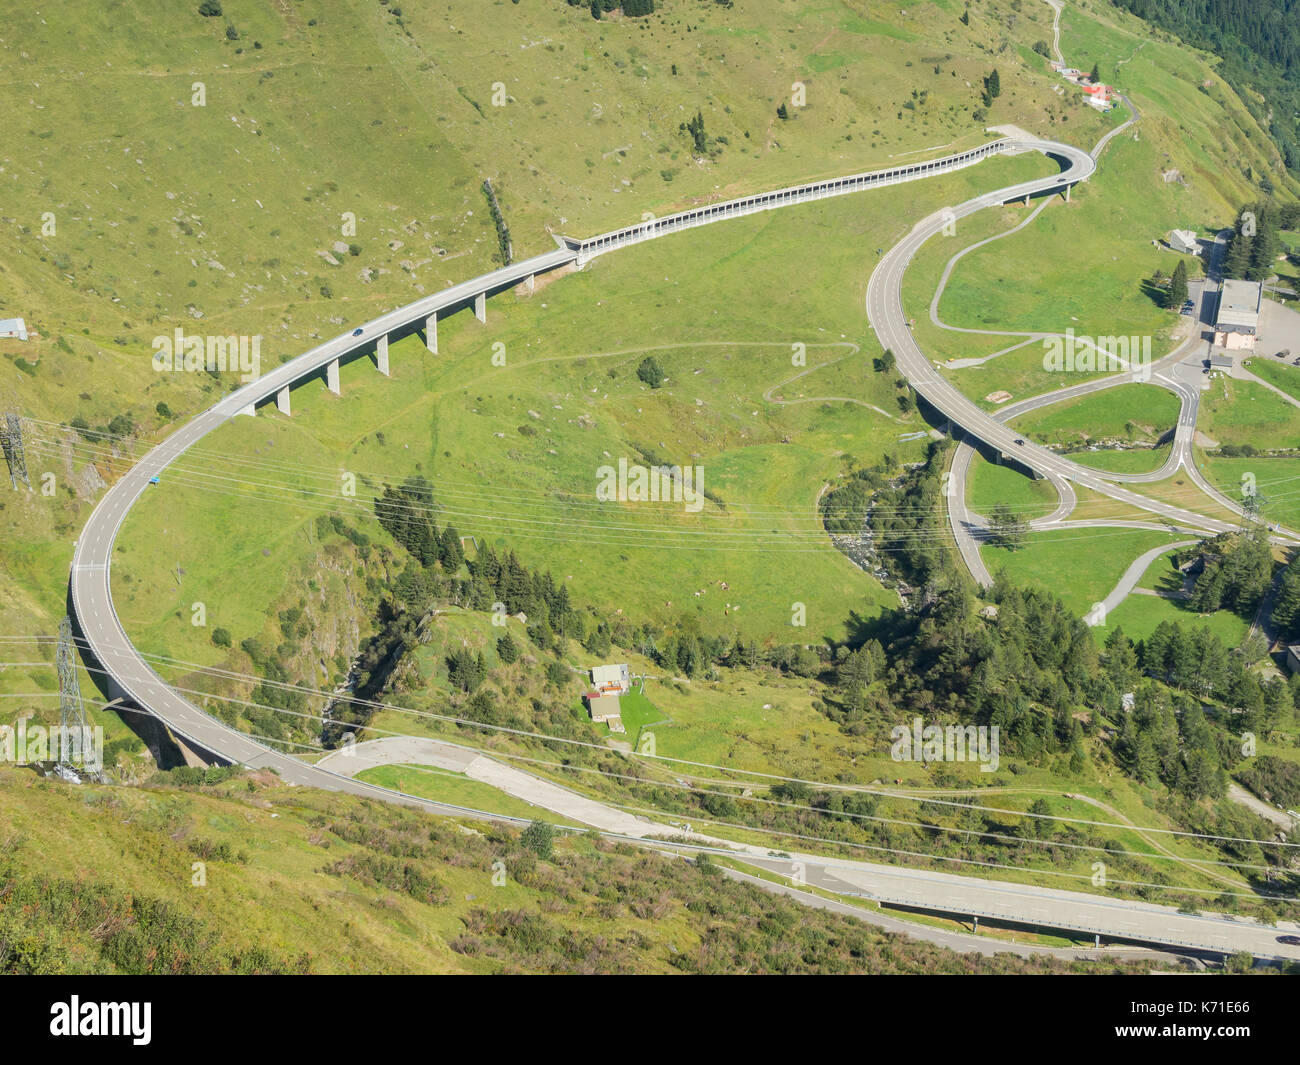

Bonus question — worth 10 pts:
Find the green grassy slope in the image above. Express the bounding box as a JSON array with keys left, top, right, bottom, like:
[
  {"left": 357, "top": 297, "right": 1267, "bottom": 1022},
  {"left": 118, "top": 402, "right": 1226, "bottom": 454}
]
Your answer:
[
  {"left": 1, "top": 0, "right": 1299, "bottom": 972},
  {"left": 3, "top": 764, "right": 1148, "bottom": 974}
]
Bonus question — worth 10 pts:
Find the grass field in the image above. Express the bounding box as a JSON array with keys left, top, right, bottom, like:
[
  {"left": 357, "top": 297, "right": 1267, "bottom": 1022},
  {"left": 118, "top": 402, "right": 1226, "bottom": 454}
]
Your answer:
[
  {"left": 981, "top": 526, "right": 1182, "bottom": 617},
  {"left": 1199, "top": 377, "right": 1300, "bottom": 449},
  {"left": 1097, "top": 589, "right": 1252, "bottom": 647},
  {"left": 1009, "top": 383, "right": 1180, "bottom": 446},
  {"left": 1095, "top": 541, "right": 1252, "bottom": 646},
  {"left": 1243, "top": 358, "right": 1300, "bottom": 404},
  {"left": 1069, "top": 446, "right": 1172, "bottom": 474},
  {"left": 114, "top": 155, "right": 1068, "bottom": 662},
  {"left": 966, "top": 455, "right": 1060, "bottom": 520},
  {"left": 611, "top": 689, "right": 668, "bottom": 749},
  {"left": 1200, "top": 456, "right": 1300, "bottom": 532}
]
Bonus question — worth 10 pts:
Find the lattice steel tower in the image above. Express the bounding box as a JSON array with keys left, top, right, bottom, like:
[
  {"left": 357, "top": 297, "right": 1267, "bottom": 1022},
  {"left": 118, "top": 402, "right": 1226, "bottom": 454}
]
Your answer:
[
  {"left": 1, "top": 411, "right": 30, "bottom": 489},
  {"left": 56, "top": 617, "right": 93, "bottom": 771}
]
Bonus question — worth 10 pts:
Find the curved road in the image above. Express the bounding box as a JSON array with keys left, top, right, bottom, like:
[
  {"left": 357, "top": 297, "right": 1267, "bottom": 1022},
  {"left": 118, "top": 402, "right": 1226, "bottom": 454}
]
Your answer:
[{"left": 65, "top": 134, "right": 1299, "bottom": 961}]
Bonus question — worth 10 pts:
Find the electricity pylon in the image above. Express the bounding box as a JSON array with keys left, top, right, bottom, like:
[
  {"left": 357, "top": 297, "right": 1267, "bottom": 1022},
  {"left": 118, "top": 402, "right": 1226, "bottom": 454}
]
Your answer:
[
  {"left": 1, "top": 411, "right": 30, "bottom": 489},
  {"left": 56, "top": 617, "right": 94, "bottom": 776}
]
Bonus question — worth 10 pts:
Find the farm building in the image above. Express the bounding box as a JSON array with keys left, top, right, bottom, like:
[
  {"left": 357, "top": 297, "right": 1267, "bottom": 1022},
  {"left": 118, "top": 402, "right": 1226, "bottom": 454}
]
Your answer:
[
  {"left": 590, "top": 662, "right": 631, "bottom": 695},
  {"left": 1081, "top": 83, "right": 1114, "bottom": 109},
  {"left": 1288, "top": 645, "right": 1300, "bottom": 676},
  {"left": 584, "top": 691, "right": 623, "bottom": 726},
  {"left": 0, "top": 318, "right": 28, "bottom": 341},
  {"left": 1214, "top": 279, "right": 1262, "bottom": 349},
  {"left": 1168, "top": 229, "right": 1199, "bottom": 255}
]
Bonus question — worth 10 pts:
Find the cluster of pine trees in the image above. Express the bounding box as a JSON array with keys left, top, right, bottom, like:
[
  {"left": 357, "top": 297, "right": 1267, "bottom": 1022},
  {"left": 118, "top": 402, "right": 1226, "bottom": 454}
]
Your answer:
[
  {"left": 871, "top": 439, "right": 962, "bottom": 588},
  {"left": 567, "top": 0, "right": 655, "bottom": 18},
  {"left": 1272, "top": 552, "right": 1300, "bottom": 641},
  {"left": 1222, "top": 200, "right": 1300, "bottom": 281},
  {"left": 980, "top": 68, "right": 1001, "bottom": 108},
  {"left": 1112, "top": 685, "right": 1228, "bottom": 799},
  {"left": 481, "top": 179, "right": 512, "bottom": 266},
  {"left": 865, "top": 581, "right": 1105, "bottom": 757},
  {"left": 374, "top": 476, "right": 464, "bottom": 573},
  {"left": 1180, "top": 528, "right": 1274, "bottom": 617},
  {"left": 682, "top": 110, "right": 708, "bottom": 154},
  {"left": 1140, "top": 620, "right": 1292, "bottom": 729},
  {"left": 819, "top": 570, "right": 1295, "bottom": 804}
]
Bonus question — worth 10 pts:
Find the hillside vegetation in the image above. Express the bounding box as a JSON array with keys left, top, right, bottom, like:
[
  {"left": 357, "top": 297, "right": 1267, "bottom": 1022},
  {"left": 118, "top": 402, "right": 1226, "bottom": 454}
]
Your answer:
[
  {"left": 0, "top": 765, "right": 1147, "bottom": 975},
  {"left": 3, "top": 0, "right": 1300, "bottom": 972}
]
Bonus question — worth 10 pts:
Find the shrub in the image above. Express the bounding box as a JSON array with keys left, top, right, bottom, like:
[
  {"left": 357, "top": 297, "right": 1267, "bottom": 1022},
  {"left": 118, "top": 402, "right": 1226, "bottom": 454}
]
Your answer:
[
  {"left": 520, "top": 820, "right": 554, "bottom": 860},
  {"left": 636, "top": 355, "right": 666, "bottom": 388}
]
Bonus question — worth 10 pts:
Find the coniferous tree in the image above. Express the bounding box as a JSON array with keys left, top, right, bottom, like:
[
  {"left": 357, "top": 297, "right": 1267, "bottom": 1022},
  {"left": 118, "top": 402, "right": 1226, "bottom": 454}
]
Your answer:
[
  {"left": 496, "top": 633, "right": 519, "bottom": 664},
  {"left": 1167, "top": 258, "right": 1188, "bottom": 308},
  {"left": 987, "top": 503, "right": 1028, "bottom": 551}
]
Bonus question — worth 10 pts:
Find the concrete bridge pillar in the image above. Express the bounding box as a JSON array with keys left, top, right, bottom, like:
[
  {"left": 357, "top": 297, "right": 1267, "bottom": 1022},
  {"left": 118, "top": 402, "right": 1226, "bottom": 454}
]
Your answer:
[
  {"left": 473, "top": 292, "right": 487, "bottom": 323},
  {"left": 326, "top": 358, "right": 340, "bottom": 395},
  {"left": 276, "top": 386, "right": 291, "bottom": 416},
  {"left": 376, "top": 334, "right": 390, "bottom": 376},
  {"left": 523, "top": 273, "right": 535, "bottom": 295},
  {"left": 235, "top": 403, "right": 256, "bottom": 418},
  {"left": 1064, "top": 184, "right": 1071, "bottom": 204},
  {"left": 425, "top": 313, "right": 438, "bottom": 355}
]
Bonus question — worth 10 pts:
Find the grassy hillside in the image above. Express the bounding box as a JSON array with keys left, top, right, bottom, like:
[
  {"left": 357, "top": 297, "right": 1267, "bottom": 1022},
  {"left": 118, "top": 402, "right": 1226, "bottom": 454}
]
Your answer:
[
  {"left": 903, "top": 0, "right": 1297, "bottom": 408},
  {"left": 2, "top": 0, "right": 1300, "bottom": 972},
  {"left": 3, "top": 0, "right": 1293, "bottom": 671},
  {"left": 0, "top": 0, "right": 1111, "bottom": 736},
  {"left": 0, "top": 763, "right": 1150, "bottom": 974}
]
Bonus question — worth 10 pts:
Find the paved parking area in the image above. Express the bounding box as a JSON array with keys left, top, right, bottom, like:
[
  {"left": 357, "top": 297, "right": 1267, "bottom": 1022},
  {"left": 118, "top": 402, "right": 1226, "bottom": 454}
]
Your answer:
[{"left": 1256, "top": 298, "right": 1300, "bottom": 361}]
